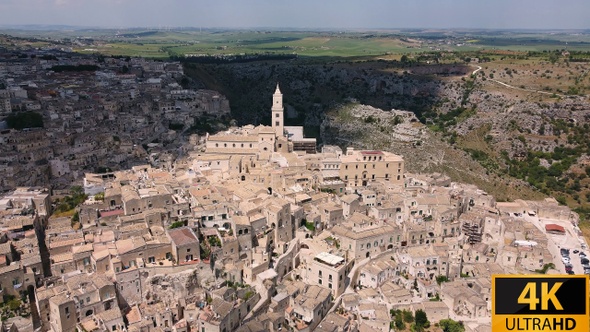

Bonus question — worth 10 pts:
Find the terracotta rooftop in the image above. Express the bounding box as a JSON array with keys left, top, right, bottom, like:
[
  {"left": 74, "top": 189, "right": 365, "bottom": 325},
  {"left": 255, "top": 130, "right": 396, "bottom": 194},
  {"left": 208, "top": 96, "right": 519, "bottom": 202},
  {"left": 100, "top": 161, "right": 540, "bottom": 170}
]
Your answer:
[{"left": 167, "top": 227, "right": 199, "bottom": 246}]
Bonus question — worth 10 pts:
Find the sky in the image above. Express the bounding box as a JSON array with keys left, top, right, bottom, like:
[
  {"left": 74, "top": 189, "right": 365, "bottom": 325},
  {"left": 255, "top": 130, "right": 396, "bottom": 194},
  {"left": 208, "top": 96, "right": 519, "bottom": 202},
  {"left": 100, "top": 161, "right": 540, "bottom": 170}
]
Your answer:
[{"left": 0, "top": 0, "right": 588, "bottom": 30}]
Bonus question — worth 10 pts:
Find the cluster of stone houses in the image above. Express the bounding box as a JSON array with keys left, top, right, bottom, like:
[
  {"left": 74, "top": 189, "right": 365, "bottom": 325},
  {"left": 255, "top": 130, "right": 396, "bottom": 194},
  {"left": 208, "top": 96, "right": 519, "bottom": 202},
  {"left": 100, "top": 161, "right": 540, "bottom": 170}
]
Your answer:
[{"left": 0, "top": 49, "right": 230, "bottom": 192}]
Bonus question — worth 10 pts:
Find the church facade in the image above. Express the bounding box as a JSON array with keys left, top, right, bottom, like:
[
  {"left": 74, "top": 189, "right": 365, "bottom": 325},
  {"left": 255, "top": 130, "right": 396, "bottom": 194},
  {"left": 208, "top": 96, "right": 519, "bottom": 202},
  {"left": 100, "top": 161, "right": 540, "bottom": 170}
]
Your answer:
[{"left": 204, "top": 84, "right": 316, "bottom": 155}]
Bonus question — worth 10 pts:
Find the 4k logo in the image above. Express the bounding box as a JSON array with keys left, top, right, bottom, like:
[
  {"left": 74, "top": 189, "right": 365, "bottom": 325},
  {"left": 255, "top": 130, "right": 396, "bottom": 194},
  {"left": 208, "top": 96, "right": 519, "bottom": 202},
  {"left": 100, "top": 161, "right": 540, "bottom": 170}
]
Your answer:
[
  {"left": 517, "top": 281, "right": 563, "bottom": 310},
  {"left": 493, "top": 275, "right": 589, "bottom": 332}
]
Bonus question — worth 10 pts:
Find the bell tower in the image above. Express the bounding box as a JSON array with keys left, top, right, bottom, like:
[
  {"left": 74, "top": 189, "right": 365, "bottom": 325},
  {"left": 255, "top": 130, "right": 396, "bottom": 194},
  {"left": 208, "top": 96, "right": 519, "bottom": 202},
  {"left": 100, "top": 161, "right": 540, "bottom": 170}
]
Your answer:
[{"left": 271, "top": 83, "right": 284, "bottom": 137}]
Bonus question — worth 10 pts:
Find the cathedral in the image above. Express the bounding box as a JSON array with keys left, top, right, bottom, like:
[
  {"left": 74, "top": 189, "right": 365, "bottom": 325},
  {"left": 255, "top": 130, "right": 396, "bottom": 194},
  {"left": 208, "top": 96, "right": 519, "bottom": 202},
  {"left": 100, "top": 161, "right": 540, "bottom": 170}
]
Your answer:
[{"left": 204, "top": 84, "right": 316, "bottom": 155}]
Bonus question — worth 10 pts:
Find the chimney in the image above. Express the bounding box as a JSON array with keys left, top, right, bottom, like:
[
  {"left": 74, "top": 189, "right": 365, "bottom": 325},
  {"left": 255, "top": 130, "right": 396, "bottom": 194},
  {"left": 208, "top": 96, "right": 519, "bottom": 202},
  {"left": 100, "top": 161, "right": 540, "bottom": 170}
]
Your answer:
[{"left": 346, "top": 147, "right": 354, "bottom": 156}]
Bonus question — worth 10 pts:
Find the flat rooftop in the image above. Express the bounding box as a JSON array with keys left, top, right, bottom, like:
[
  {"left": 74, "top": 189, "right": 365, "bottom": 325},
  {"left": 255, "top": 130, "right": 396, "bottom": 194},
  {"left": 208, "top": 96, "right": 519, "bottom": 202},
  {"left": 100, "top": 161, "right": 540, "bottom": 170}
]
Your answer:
[{"left": 315, "top": 252, "right": 344, "bottom": 266}]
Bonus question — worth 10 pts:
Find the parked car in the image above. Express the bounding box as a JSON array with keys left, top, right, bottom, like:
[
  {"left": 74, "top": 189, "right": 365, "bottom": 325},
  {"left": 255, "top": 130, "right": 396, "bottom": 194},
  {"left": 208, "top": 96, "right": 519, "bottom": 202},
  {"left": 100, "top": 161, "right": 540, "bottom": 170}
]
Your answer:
[
  {"left": 562, "top": 257, "right": 571, "bottom": 264},
  {"left": 567, "top": 270, "right": 575, "bottom": 275},
  {"left": 574, "top": 249, "right": 580, "bottom": 254},
  {"left": 565, "top": 266, "right": 573, "bottom": 272},
  {"left": 580, "top": 252, "right": 587, "bottom": 259},
  {"left": 581, "top": 258, "right": 589, "bottom": 265}
]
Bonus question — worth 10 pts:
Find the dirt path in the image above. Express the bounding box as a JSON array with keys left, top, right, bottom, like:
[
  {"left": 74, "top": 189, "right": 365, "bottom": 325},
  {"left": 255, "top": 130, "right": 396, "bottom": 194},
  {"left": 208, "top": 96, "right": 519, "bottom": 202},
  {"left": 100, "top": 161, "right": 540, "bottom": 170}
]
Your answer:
[{"left": 470, "top": 64, "right": 564, "bottom": 97}]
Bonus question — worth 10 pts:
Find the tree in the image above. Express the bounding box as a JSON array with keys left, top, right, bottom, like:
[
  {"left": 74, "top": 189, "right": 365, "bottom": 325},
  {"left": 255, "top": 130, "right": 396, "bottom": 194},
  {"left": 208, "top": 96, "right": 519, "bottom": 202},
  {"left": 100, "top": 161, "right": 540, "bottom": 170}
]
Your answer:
[
  {"left": 169, "top": 221, "right": 184, "bottom": 229},
  {"left": 394, "top": 315, "right": 405, "bottom": 330},
  {"left": 402, "top": 309, "right": 414, "bottom": 323},
  {"left": 400, "top": 55, "right": 409, "bottom": 63},
  {"left": 390, "top": 309, "right": 405, "bottom": 330},
  {"left": 436, "top": 275, "right": 449, "bottom": 285},
  {"left": 414, "top": 309, "right": 429, "bottom": 331},
  {"left": 439, "top": 319, "right": 465, "bottom": 332},
  {"left": 6, "top": 297, "right": 21, "bottom": 311}
]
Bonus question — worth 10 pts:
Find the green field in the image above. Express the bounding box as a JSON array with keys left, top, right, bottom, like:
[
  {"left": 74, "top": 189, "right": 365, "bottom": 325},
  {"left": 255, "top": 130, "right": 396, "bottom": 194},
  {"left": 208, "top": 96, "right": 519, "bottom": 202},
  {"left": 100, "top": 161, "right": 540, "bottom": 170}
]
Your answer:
[{"left": 3, "top": 28, "right": 590, "bottom": 59}]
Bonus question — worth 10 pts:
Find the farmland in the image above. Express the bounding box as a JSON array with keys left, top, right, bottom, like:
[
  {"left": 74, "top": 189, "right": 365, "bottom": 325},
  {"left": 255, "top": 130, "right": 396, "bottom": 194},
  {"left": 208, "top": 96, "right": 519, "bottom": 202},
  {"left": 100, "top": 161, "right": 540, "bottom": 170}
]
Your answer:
[{"left": 4, "top": 28, "right": 590, "bottom": 59}]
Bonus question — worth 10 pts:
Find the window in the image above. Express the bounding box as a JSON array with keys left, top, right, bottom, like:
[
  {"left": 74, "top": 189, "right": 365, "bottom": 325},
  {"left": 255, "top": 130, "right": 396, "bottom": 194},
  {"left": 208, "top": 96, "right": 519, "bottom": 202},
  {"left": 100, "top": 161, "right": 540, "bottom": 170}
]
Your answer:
[
  {"left": 385, "top": 174, "right": 389, "bottom": 178},
  {"left": 275, "top": 113, "right": 279, "bottom": 118},
  {"left": 275, "top": 121, "right": 280, "bottom": 126},
  {"left": 187, "top": 248, "right": 191, "bottom": 253},
  {"left": 65, "top": 307, "right": 70, "bottom": 314},
  {"left": 386, "top": 163, "right": 389, "bottom": 168}
]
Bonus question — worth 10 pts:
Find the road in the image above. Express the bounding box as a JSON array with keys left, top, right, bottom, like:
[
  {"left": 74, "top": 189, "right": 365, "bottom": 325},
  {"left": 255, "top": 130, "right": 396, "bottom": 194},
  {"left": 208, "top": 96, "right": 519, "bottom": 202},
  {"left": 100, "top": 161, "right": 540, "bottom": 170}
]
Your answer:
[{"left": 521, "top": 213, "right": 586, "bottom": 275}]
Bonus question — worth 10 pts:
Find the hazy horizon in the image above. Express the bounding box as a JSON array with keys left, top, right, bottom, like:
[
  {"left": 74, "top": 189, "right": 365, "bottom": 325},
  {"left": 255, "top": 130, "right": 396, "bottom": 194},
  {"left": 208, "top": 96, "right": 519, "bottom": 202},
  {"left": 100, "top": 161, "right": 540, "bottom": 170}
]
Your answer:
[{"left": 0, "top": 0, "right": 589, "bottom": 30}]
